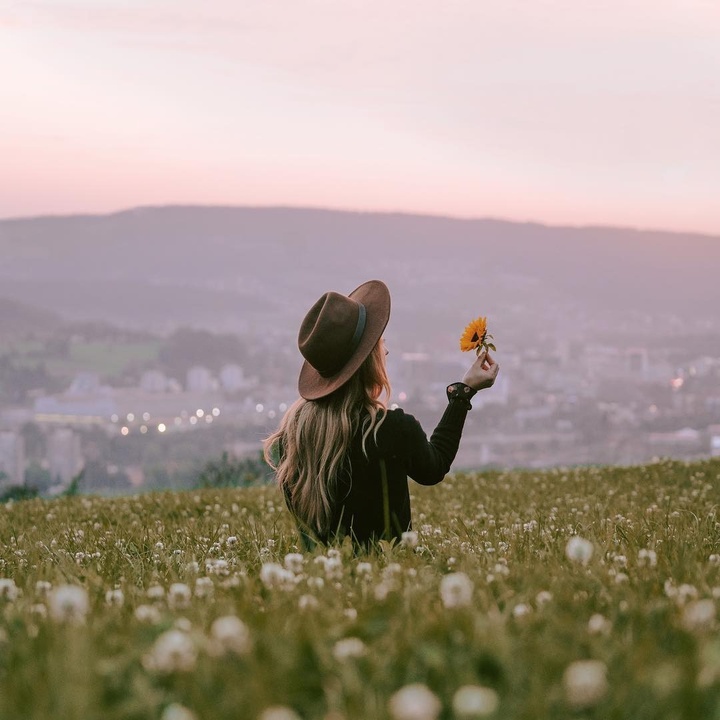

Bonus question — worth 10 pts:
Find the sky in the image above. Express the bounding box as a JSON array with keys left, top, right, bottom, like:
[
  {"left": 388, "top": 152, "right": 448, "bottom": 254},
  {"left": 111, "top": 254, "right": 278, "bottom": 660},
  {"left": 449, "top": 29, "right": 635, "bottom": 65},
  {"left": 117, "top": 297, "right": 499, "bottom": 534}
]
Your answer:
[{"left": 1, "top": 0, "right": 719, "bottom": 234}]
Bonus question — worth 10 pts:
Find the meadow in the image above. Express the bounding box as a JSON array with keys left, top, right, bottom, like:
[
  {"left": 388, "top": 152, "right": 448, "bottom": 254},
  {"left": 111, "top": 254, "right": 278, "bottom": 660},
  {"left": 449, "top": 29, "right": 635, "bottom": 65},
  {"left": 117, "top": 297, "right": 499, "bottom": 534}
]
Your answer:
[{"left": 2, "top": 457, "right": 720, "bottom": 720}]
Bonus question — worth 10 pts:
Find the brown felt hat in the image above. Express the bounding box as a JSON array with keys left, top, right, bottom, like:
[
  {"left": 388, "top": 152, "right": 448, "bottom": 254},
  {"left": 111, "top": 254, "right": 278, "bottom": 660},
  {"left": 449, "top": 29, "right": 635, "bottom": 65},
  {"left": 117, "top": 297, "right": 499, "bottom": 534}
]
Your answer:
[{"left": 298, "top": 280, "right": 391, "bottom": 400}]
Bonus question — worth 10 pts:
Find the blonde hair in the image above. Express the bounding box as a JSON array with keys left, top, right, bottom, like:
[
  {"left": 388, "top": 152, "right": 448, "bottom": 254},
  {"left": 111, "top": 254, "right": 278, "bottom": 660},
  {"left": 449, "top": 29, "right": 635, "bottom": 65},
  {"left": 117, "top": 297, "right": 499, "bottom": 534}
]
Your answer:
[{"left": 264, "top": 341, "right": 391, "bottom": 537}]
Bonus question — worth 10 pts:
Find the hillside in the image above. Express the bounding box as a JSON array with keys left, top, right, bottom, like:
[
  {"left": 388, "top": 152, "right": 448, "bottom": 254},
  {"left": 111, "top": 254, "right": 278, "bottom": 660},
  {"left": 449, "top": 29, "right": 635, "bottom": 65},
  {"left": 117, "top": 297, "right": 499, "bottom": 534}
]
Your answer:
[
  {"left": 1, "top": 206, "right": 718, "bottom": 337},
  {"left": 0, "top": 297, "right": 63, "bottom": 338},
  {"left": 0, "top": 457, "right": 718, "bottom": 719}
]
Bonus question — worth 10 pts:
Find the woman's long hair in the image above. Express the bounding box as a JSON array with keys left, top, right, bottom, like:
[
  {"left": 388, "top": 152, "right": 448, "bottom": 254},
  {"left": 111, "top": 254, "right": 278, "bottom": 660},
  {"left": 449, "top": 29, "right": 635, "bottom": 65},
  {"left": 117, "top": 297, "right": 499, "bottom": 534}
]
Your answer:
[{"left": 264, "top": 341, "right": 391, "bottom": 536}]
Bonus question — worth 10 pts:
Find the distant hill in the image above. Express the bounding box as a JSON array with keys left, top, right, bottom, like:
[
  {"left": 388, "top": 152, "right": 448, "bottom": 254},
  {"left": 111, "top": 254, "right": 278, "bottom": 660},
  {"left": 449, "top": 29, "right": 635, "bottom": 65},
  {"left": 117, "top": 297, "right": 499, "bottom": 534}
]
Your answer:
[
  {"left": 0, "top": 297, "right": 63, "bottom": 338},
  {"left": 1, "top": 206, "right": 717, "bottom": 341}
]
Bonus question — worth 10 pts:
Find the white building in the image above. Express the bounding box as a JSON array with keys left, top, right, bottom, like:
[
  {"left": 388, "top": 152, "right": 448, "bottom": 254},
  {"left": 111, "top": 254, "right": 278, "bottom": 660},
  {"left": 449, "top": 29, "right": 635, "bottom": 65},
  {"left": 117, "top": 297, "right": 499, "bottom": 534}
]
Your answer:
[
  {"left": 0, "top": 431, "right": 25, "bottom": 487},
  {"left": 220, "top": 364, "right": 251, "bottom": 393},
  {"left": 140, "top": 370, "right": 168, "bottom": 393},
  {"left": 47, "top": 428, "right": 83, "bottom": 485},
  {"left": 186, "top": 366, "right": 214, "bottom": 392}
]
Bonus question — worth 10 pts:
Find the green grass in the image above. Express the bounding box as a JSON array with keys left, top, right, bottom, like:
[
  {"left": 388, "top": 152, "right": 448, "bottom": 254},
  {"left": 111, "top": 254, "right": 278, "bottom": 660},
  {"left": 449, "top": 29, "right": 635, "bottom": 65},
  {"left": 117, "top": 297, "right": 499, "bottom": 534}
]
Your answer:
[
  {"left": 46, "top": 342, "right": 161, "bottom": 377},
  {"left": 2, "top": 458, "right": 720, "bottom": 720}
]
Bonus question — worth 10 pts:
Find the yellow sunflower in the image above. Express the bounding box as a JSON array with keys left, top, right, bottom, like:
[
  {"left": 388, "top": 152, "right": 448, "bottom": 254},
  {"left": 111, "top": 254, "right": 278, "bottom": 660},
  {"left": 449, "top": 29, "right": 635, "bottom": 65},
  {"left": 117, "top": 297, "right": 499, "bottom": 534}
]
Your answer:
[{"left": 460, "top": 316, "right": 488, "bottom": 352}]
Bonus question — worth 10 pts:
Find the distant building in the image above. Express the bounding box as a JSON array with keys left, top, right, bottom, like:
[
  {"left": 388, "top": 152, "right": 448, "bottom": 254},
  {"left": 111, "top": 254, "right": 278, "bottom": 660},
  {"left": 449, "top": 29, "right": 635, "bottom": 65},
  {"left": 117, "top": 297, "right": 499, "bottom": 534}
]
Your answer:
[
  {"left": 0, "top": 431, "right": 25, "bottom": 487},
  {"left": 140, "top": 370, "right": 168, "bottom": 393},
  {"left": 47, "top": 428, "right": 83, "bottom": 485},
  {"left": 35, "top": 373, "right": 116, "bottom": 425},
  {"left": 186, "top": 366, "right": 214, "bottom": 392},
  {"left": 709, "top": 425, "right": 720, "bottom": 458},
  {"left": 626, "top": 348, "right": 649, "bottom": 376},
  {"left": 220, "top": 364, "right": 249, "bottom": 393}
]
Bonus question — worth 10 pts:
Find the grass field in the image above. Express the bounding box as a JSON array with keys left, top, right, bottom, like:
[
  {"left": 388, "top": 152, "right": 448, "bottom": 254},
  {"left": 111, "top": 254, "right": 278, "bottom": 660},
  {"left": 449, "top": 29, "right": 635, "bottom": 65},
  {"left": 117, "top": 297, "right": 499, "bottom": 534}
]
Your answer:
[
  {"left": 47, "top": 341, "right": 161, "bottom": 378},
  {"left": 2, "top": 458, "right": 720, "bottom": 720}
]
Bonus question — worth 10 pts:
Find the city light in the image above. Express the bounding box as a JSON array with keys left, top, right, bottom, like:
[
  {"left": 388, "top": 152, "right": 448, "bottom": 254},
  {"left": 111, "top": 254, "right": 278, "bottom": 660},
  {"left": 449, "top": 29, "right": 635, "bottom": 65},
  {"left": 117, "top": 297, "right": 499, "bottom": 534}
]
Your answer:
[
  {"left": 158, "top": 423, "right": 166, "bottom": 433},
  {"left": 196, "top": 409, "right": 205, "bottom": 418},
  {"left": 126, "top": 413, "right": 135, "bottom": 422},
  {"left": 120, "top": 426, "right": 129, "bottom": 436},
  {"left": 398, "top": 391, "right": 407, "bottom": 401},
  {"left": 174, "top": 417, "right": 182, "bottom": 426},
  {"left": 279, "top": 403, "right": 287, "bottom": 412},
  {"left": 189, "top": 416, "right": 198, "bottom": 425},
  {"left": 140, "top": 425, "right": 148, "bottom": 434},
  {"left": 268, "top": 410, "right": 276, "bottom": 419},
  {"left": 205, "top": 415, "right": 213, "bottom": 424},
  {"left": 142, "top": 412, "right": 150, "bottom": 422},
  {"left": 111, "top": 414, "right": 119, "bottom": 423},
  {"left": 212, "top": 407, "right": 220, "bottom": 417},
  {"left": 256, "top": 404, "right": 264, "bottom": 413},
  {"left": 671, "top": 377, "right": 684, "bottom": 390}
]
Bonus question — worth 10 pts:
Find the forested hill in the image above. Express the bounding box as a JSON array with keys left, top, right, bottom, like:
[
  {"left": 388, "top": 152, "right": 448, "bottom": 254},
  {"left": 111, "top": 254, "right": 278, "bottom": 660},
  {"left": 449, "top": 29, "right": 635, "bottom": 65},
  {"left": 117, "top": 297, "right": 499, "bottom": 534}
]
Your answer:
[{"left": 1, "top": 206, "right": 717, "bottom": 336}]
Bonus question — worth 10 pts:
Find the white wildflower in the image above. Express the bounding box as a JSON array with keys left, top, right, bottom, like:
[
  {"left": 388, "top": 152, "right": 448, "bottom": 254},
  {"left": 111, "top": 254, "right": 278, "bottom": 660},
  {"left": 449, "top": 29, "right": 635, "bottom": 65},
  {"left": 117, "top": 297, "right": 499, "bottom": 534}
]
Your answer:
[
  {"left": 174, "top": 617, "right": 192, "bottom": 632},
  {"left": 258, "top": 707, "right": 302, "bottom": 720},
  {"left": 147, "top": 585, "right": 165, "bottom": 601},
  {"left": 536, "top": 591, "right": 553, "bottom": 607},
  {"left": 332, "top": 637, "right": 367, "bottom": 661},
  {"left": 512, "top": 603, "right": 531, "bottom": 620},
  {"left": 401, "top": 531, "right": 419, "bottom": 548},
  {"left": 638, "top": 548, "right": 657, "bottom": 567},
  {"left": 324, "top": 556, "right": 343, "bottom": 581},
  {"left": 167, "top": 583, "right": 192, "bottom": 610},
  {"left": 440, "top": 573, "right": 474, "bottom": 609},
  {"left": 343, "top": 607, "right": 358, "bottom": 621},
  {"left": 284, "top": 553, "right": 304, "bottom": 574},
  {"left": 681, "top": 600, "right": 716, "bottom": 632},
  {"left": 0, "top": 579, "right": 19, "bottom": 602},
  {"left": 452, "top": 684, "right": 499, "bottom": 717},
  {"left": 565, "top": 536, "right": 594, "bottom": 565},
  {"left": 29, "top": 603, "right": 47, "bottom": 619},
  {"left": 205, "top": 558, "right": 229, "bottom": 576},
  {"left": 143, "top": 629, "right": 197, "bottom": 674},
  {"left": 678, "top": 584, "right": 699, "bottom": 604},
  {"left": 587, "top": 614, "right": 612, "bottom": 636},
  {"left": 226, "top": 535, "right": 238, "bottom": 547},
  {"left": 356, "top": 562, "right": 373, "bottom": 576},
  {"left": 35, "top": 580, "right": 52, "bottom": 597},
  {"left": 208, "top": 615, "right": 252, "bottom": 656},
  {"left": 298, "top": 594, "right": 319, "bottom": 611},
  {"left": 135, "top": 604, "right": 162, "bottom": 623},
  {"left": 194, "top": 577, "right": 214, "bottom": 599},
  {"left": 260, "top": 562, "right": 295, "bottom": 590},
  {"left": 161, "top": 703, "right": 197, "bottom": 720},
  {"left": 105, "top": 588, "right": 124, "bottom": 607},
  {"left": 563, "top": 660, "right": 608, "bottom": 709},
  {"left": 48, "top": 585, "right": 90, "bottom": 624},
  {"left": 388, "top": 683, "right": 442, "bottom": 720}
]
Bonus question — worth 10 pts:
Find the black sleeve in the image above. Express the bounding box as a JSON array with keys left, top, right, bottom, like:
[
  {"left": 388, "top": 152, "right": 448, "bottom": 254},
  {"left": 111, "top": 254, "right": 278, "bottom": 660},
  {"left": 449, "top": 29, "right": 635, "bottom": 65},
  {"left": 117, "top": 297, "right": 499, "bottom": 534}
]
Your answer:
[{"left": 402, "top": 383, "right": 477, "bottom": 486}]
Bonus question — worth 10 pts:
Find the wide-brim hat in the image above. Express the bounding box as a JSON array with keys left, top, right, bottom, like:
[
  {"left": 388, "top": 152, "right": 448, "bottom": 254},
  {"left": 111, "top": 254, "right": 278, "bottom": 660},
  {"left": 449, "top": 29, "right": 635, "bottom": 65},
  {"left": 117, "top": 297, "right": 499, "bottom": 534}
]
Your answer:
[{"left": 298, "top": 279, "right": 391, "bottom": 400}]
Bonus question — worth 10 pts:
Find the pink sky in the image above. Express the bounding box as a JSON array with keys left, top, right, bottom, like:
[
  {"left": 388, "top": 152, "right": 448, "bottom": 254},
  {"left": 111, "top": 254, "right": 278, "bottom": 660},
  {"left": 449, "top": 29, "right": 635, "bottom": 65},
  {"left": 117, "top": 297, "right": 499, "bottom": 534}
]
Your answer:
[{"left": 1, "top": 0, "right": 719, "bottom": 234}]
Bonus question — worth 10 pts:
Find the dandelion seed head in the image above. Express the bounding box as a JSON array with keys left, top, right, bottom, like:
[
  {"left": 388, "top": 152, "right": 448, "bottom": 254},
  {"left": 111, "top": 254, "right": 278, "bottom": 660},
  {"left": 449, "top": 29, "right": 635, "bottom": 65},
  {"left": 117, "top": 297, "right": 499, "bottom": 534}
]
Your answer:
[
  {"left": 563, "top": 660, "right": 608, "bottom": 709},
  {"left": 48, "top": 585, "right": 89, "bottom": 624},
  {"left": 440, "top": 573, "right": 473, "bottom": 609},
  {"left": 565, "top": 536, "right": 594, "bottom": 565},
  {"left": 452, "top": 684, "right": 500, "bottom": 718},
  {"left": 388, "top": 683, "right": 442, "bottom": 720}
]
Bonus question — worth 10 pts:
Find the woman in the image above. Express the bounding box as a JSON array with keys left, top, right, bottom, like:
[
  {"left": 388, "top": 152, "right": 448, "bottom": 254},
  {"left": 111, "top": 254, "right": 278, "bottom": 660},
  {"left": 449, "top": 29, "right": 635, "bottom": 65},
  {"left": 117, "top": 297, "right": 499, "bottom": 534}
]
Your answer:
[{"left": 264, "top": 279, "right": 499, "bottom": 549}]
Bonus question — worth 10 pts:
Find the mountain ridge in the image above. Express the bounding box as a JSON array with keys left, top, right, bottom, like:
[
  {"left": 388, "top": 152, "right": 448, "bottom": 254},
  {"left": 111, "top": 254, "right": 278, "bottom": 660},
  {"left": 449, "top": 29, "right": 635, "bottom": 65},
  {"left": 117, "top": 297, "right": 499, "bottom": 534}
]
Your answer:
[{"left": 1, "top": 205, "right": 716, "bottom": 336}]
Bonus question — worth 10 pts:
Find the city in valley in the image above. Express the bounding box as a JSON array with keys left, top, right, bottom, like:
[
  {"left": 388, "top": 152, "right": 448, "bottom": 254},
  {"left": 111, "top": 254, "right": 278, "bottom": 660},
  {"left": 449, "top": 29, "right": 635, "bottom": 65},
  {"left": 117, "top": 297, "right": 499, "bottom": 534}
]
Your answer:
[
  {"left": 0, "top": 207, "right": 718, "bottom": 495},
  {"left": 1, "top": 316, "right": 718, "bottom": 496}
]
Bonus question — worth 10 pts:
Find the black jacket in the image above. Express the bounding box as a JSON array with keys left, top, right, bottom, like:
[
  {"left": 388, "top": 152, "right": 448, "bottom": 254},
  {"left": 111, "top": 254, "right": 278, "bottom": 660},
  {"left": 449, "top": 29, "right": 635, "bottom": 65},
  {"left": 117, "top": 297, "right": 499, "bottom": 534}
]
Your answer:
[{"left": 283, "top": 383, "right": 475, "bottom": 548}]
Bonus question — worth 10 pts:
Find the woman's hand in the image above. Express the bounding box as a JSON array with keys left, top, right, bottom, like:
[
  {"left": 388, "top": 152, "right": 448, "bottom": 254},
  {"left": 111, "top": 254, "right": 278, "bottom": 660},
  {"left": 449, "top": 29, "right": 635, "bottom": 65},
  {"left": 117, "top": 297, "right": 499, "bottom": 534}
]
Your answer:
[{"left": 462, "top": 348, "right": 500, "bottom": 391}]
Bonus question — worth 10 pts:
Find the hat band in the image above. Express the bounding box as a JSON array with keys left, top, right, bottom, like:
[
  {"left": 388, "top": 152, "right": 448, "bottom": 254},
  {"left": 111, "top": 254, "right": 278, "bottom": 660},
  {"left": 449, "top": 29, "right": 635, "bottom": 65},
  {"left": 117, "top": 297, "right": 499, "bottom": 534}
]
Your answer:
[
  {"left": 315, "top": 302, "right": 367, "bottom": 378},
  {"left": 350, "top": 302, "right": 367, "bottom": 352}
]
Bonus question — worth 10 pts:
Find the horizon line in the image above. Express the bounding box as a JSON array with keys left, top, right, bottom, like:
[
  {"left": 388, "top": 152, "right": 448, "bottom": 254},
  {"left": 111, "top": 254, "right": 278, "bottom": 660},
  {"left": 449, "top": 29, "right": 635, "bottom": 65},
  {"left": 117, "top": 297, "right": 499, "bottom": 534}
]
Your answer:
[{"left": 1, "top": 202, "right": 718, "bottom": 240}]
